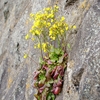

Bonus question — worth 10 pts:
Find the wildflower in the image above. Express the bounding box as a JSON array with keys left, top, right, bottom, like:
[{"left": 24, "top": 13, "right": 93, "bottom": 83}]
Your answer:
[
  {"left": 49, "top": 30, "right": 53, "bottom": 36},
  {"left": 61, "top": 30, "right": 64, "bottom": 33},
  {"left": 29, "top": 29, "right": 33, "bottom": 33},
  {"left": 47, "top": 23, "right": 51, "bottom": 27},
  {"left": 44, "top": 7, "right": 51, "bottom": 11},
  {"left": 34, "top": 21, "right": 40, "bottom": 27},
  {"left": 42, "top": 43, "right": 48, "bottom": 52},
  {"left": 53, "top": 24, "right": 57, "bottom": 28},
  {"left": 51, "top": 19, "right": 54, "bottom": 22},
  {"left": 73, "top": 25, "right": 77, "bottom": 29},
  {"left": 61, "top": 17, "right": 65, "bottom": 21},
  {"left": 23, "top": 54, "right": 28, "bottom": 59},
  {"left": 34, "top": 45, "right": 37, "bottom": 49},
  {"left": 25, "top": 34, "right": 30, "bottom": 40},
  {"left": 35, "top": 30, "right": 40, "bottom": 35},
  {"left": 50, "top": 36, "right": 55, "bottom": 40},
  {"left": 49, "top": 14, "right": 54, "bottom": 18},
  {"left": 43, "top": 21, "right": 46, "bottom": 25},
  {"left": 30, "top": 13, "right": 34, "bottom": 17},
  {"left": 54, "top": 5, "right": 59, "bottom": 9},
  {"left": 66, "top": 27, "right": 69, "bottom": 31},
  {"left": 52, "top": 37, "right": 55, "bottom": 40},
  {"left": 37, "top": 43, "right": 41, "bottom": 48}
]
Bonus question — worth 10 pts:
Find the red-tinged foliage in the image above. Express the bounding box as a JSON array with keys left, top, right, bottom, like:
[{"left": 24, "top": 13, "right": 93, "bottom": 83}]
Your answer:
[
  {"left": 53, "top": 87, "right": 61, "bottom": 95},
  {"left": 42, "top": 65, "right": 48, "bottom": 70},
  {"left": 33, "top": 50, "right": 68, "bottom": 100},
  {"left": 38, "top": 85, "right": 45, "bottom": 93},
  {"left": 34, "top": 71, "right": 40, "bottom": 80},
  {"left": 53, "top": 70, "right": 59, "bottom": 79}
]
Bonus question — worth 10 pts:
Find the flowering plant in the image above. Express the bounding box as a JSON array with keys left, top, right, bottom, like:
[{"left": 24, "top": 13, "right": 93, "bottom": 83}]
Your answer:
[{"left": 24, "top": 5, "right": 76, "bottom": 100}]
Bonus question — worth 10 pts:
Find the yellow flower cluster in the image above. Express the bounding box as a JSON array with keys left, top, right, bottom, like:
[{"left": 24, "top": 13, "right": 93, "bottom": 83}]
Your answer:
[
  {"left": 25, "top": 34, "right": 30, "bottom": 40},
  {"left": 24, "top": 5, "right": 76, "bottom": 54},
  {"left": 34, "top": 42, "right": 49, "bottom": 52},
  {"left": 28, "top": 5, "right": 59, "bottom": 37},
  {"left": 49, "top": 17, "right": 69, "bottom": 40}
]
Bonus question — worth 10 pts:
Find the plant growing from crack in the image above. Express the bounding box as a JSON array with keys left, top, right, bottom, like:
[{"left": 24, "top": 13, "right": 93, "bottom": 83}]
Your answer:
[{"left": 24, "top": 5, "right": 76, "bottom": 100}]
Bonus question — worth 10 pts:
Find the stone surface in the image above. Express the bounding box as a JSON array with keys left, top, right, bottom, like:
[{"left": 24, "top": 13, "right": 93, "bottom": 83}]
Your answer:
[
  {"left": 0, "top": 0, "right": 100, "bottom": 100},
  {"left": 64, "top": 0, "right": 100, "bottom": 100}
]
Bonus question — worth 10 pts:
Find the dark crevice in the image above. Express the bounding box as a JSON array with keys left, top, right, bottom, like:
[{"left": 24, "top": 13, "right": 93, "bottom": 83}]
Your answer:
[
  {"left": 0, "top": 69, "right": 6, "bottom": 89},
  {"left": 65, "top": 0, "right": 78, "bottom": 7},
  {"left": 15, "top": 43, "right": 20, "bottom": 69},
  {"left": 3, "top": 8, "right": 10, "bottom": 22},
  {"left": 72, "top": 67, "right": 84, "bottom": 91},
  {"left": 4, "top": 1, "right": 8, "bottom": 6},
  {"left": 17, "top": 43, "right": 19, "bottom": 50}
]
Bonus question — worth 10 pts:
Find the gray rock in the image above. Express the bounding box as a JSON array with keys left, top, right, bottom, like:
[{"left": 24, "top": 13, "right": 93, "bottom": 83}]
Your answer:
[
  {"left": 70, "top": 0, "right": 100, "bottom": 100},
  {"left": 0, "top": 0, "right": 100, "bottom": 100}
]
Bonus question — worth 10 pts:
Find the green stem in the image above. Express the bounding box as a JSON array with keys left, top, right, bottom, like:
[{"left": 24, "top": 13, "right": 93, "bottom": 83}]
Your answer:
[{"left": 37, "top": 36, "right": 43, "bottom": 59}]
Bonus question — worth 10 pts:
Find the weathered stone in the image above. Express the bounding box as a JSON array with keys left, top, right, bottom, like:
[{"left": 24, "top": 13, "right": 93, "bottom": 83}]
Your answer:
[
  {"left": 0, "top": 0, "right": 100, "bottom": 100},
  {"left": 69, "top": 0, "right": 100, "bottom": 100}
]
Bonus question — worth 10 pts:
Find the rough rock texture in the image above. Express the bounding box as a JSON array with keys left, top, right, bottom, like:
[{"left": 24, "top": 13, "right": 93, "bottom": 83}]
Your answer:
[
  {"left": 72, "top": 1, "right": 100, "bottom": 100},
  {"left": 0, "top": 0, "right": 100, "bottom": 100},
  {"left": 64, "top": 0, "right": 100, "bottom": 100}
]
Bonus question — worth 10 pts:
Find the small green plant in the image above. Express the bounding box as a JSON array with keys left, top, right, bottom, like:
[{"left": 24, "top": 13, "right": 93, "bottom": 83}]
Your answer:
[{"left": 24, "top": 5, "right": 76, "bottom": 100}]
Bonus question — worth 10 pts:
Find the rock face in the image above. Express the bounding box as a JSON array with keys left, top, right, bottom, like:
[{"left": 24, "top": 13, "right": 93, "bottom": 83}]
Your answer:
[
  {"left": 0, "top": 0, "right": 100, "bottom": 100},
  {"left": 72, "top": 1, "right": 100, "bottom": 100},
  {"left": 64, "top": 0, "right": 100, "bottom": 100}
]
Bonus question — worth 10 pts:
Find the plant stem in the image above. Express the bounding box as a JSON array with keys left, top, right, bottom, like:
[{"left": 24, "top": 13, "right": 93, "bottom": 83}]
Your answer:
[{"left": 37, "top": 36, "right": 43, "bottom": 59}]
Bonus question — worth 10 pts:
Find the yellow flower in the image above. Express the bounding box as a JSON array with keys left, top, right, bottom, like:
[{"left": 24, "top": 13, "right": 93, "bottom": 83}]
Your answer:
[
  {"left": 34, "top": 45, "right": 37, "bottom": 49},
  {"left": 42, "top": 43, "right": 47, "bottom": 52},
  {"left": 49, "top": 30, "right": 53, "bottom": 36},
  {"left": 37, "top": 43, "right": 40, "bottom": 48},
  {"left": 25, "top": 34, "right": 30, "bottom": 40},
  {"left": 50, "top": 36, "right": 55, "bottom": 40},
  {"left": 35, "top": 30, "right": 40, "bottom": 35},
  {"left": 29, "top": 29, "right": 32, "bottom": 33},
  {"left": 34, "top": 21, "right": 40, "bottom": 27},
  {"left": 32, "top": 32, "right": 35, "bottom": 35},
  {"left": 73, "top": 25, "right": 77, "bottom": 29},
  {"left": 61, "top": 30, "right": 64, "bottom": 33},
  {"left": 30, "top": 13, "right": 34, "bottom": 17},
  {"left": 32, "top": 25, "right": 35, "bottom": 29},
  {"left": 44, "top": 7, "right": 51, "bottom": 11},
  {"left": 53, "top": 24, "right": 57, "bottom": 28},
  {"left": 23, "top": 54, "right": 28, "bottom": 59},
  {"left": 61, "top": 17, "right": 65, "bottom": 21},
  {"left": 52, "top": 37, "right": 55, "bottom": 40},
  {"left": 51, "top": 19, "right": 54, "bottom": 22},
  {"left": 49, "top": 14, "right": 54, "bottom": 18},
  {"left": 43, "top": 21, "right": 46, "bottom": 26},
  {"left": 47, "top": 23, "right": 51, "bottom": 27},
  {"left": 54, "top": 5, "right": 59, "bottom": 9},
  {"left": 66, "top": 27, "right": 69, "bottom": 31}
]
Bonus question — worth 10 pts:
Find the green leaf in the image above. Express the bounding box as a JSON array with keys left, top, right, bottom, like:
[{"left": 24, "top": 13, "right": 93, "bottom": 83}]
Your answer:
[
  {"left": 50, "top": 47, "right": 55, "bottom": 53},
  {"left": 39, "top": 72, "right": 46, "bottom": 83},
  {"left": 58, "top": 55, "right": 64, "bottom": 63},
  {"left": 47, "top": 95, "right": 51, "bottom": 100},
  {"left": 39, "top": 57, "right": 45, "bottom": 65},
  {"left": 55, "top": 48, "right": 61, "bottom": 55},
  {"left": 51, "top": 94, "right": 55, "bottom": 100},
  {"left": 46, "top": 79, "right": 54, "bottom": 87},
  {"left": 47, "top": 93, "right": 55, "bottom": 100},
  {"left": 50, "top": 56, "right": 58, "bottom": 62}
]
